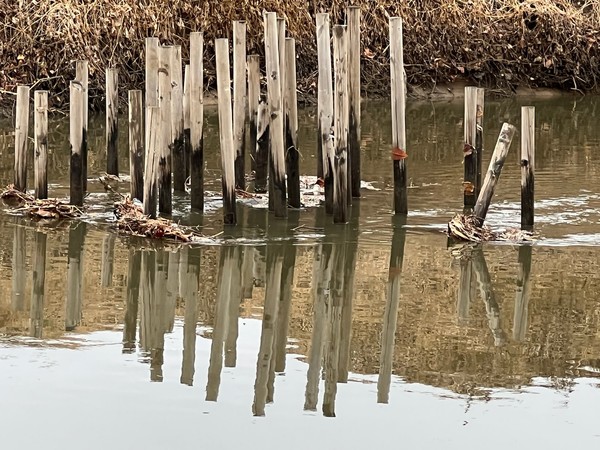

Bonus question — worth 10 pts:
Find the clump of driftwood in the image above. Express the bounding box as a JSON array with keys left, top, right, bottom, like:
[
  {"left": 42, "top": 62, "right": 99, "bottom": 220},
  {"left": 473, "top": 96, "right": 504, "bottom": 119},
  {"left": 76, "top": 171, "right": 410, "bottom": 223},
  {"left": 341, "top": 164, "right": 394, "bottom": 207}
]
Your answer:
[
  {"left": 0, "top": 185, "right": 82, "bottom": 220},
  {"left": 447, "top": 214, "right": 533, "bottom": 243},
  {"left": 114, "top": 196, "right": 194, "bottom": 242}
]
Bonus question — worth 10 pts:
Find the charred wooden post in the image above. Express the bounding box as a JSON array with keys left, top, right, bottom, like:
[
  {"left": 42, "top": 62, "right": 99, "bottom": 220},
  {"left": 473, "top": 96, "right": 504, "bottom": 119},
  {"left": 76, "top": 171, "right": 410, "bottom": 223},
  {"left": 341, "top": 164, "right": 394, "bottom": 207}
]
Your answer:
[
  {"left": 11, "top": 225, "right": 26, "bottom": 311},
  {"left": 463, "top": 86, "right": 478, "bottom": 208},
  {"left": 183, "top": 64, "right": 191, "bottom": 179},
  {"left": 100, "top": 233, "right": 115, "bottom": 287},
  {"left": 190, "top": 32, "right": 205, "bottom": 212},
  {"left": 143, "top": 106, "right": 161, "bottom": 218},
  {"left": 106, "top": 67, "right": 119, "bottom": 176},
  {"left": 34, "top": 90, "right": 48, "bottom": 199},
  {"left": 30, "top": 231, "right": 47, "bottom": 338},
  {"left": 171, "top": 46, "right": 186, "bottom": 192},
  {"left": 233, "top": 21, "right": 247, "bottom": 190},
  {"left": 390, "top": 18, "right": 408, "bottom": 215},
  {"left": 377, "top": 216, "right": 407, "bottom": 403},
  {"left": 473, "top": 123, "right": 517, "bottom": 226},
  {"left": 158, "top": 46, "right": 173, "bottom": 214},
  {"left": 475, "top": 88, "right": 485, "bottom": 196},
  {"left": 285, "top": 38, "right": 301, "bottom": 208},
  {"left": 333, "top": 25, "right": 349, "bottom": 224},
  {"left": 128, "top": 90, "right": 144, "bottom": 201},
  {"left": 521, "top": 106, "right": 535, "bottom": 231},
  {"left": 263, "top": 12, "right": 287, "bottom": 218},
  {"left": 75, "top": 61, "right": 89, "bottom": 192},
  {"left": 248, "top": 54, "right": 260, "bottom": 177},
  {"left": 215, "top": 38, "right": 237, "bottom": 225},
  {"left": 65, "top": 222, "right": 86, "bottom": 331},
  {"left": 70, "top": 81, "right": 84, "bottom": 206},
  {"left": 316, "top": 13, "right": 335, "bottom": 213},
  {"left": 123, "top": 249, "right": 141, "bottom": 352},
  {"left": 14, "top": 85, "right": 30, "bottom": 192},
  {"left": 255, "top": 100, "right": 269, "bottom": 193},
  {"left": 513, "top": 245, "right": 532, "bottom": 341},
  {"left": 347, "top": 6, "right": 361, "bottom": 198}
]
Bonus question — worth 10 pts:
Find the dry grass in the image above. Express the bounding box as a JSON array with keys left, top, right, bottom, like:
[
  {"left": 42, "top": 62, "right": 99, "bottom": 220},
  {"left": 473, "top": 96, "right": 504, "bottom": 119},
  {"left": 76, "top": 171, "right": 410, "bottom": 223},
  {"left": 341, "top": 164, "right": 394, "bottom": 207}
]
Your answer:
[{"left": 1, "top": 0, "right": 599, "bottom": 110}]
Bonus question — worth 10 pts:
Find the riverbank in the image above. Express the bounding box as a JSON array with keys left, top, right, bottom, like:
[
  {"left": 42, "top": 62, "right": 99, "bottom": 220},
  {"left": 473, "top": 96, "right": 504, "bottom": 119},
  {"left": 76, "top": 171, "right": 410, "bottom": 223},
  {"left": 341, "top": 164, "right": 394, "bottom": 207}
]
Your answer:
[{"left": 0, "top": 0, "right": 597, "bottom": 110}]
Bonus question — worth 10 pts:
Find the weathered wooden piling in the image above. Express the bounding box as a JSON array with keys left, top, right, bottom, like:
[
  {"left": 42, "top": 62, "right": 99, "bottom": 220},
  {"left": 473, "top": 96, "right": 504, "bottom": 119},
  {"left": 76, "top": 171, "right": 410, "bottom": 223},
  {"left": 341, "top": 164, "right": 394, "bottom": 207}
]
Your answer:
[
  {"left": 128, "top": 90, "right": 144, "bottom": 201},
  {"left": 75, "top": 61, "right": 89, "bottom": 191},
  {"left": 347, "top": 6, "right": 361, "bottom": 198},
  {"left": 14, "top": 85, "right": 30, "bottom": 192},
  {"left": 143, "top": 106, "right": 161, "bottom": 218},
  {"left": 285, "top": 38, "right": 301, "bottom": 208},
  {"left": 183, "top": 64, "right": 191, "bottom": 180},
  {"left": 513, "top": 245, "right": 532, "bottom": 341},
  {"left": 463, "top": 86, "right": 478, "bottom": 208},
  {"left": 248, "top": 54, "right": 260, "bottom": 177},
  {"left": 475, "top": 88, "right": 485, "bottom": 195},
  {"left": 215, "top": 38, "right": 237, "bottom": 225},
  {"left": 65, "top": 222, "right": 85, "bottom": 331},
  {"left": 389, "top": 18, "right": 408, "bottom": 215},
  {"left": 11, "top": 225, "right": 26, "bottom": 311},
  {"left": 521, "top": 106, "right": 535, "bottom": 231},
  {"left": 264, "top": 12, "right": 287, "bottom": 218},
  {"left": 30, "top": 231, "right": 47, "bottom": 338},
  {"left": 377, "top": 216, "right": 407, "bottom": 403},
  {"left": 123, "top": 249, "right": 141, "bottom": 352},
  {"left": 278, "top": 18, "right": 286, "bottom": 99},
  {"left": 190, "top": 32, "right": 205, "bottom": 212},
  {"left": 255, "top": 100, "right": 269, "bottom": 193},
  {"left": 473, "top": 123, "right": 517, "bottom": 226},
  {"left": 100, "top": 233, "right": 115, "bottom": 288},
  {"left": 145, "top": 38, "right": 159, "bottom": 107},
  {"left": 158, "top": 46, "right": 173, "bottom": 214},
  {"left": 316, "top": 13, "right": 335, "bottom": 213},
  {"left": 233, "top": 21, "right": 247, "bottom": 190},
  {"left": 333, "top": 25, "right": 349, "bottom": 224},
  {"left": 34, "top": 90, "right": 48, "bottom": 199},
  {"left": 106, "top": 67, "right": 119, "bottom": 176},
  {"left": 70, "top": 81, "right": 84, "bottom": 206},
  {"left": 171, "top": 46, "right": 186, "bottom": 192}
]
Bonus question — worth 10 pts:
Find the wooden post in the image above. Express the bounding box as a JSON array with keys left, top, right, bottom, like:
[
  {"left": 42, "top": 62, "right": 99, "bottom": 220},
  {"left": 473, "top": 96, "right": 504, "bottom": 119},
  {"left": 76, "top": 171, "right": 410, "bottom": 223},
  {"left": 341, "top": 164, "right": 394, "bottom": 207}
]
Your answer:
[
  {"left": 75, "top": 60, "right": 88, "bottom": 192},
  {"left": 248, "top": 54, "right": 260, "bottom": 177},
  {"left": 158, "top": 46, "right": 173, "bottom": 214},
  {"left": 285, "top": 38, "right": 301, "bottom": 208},
  {"left": 65, "top": 222, "right": 85, "bottom": 331},
  {"left": 263, "top": 12, "right": 288, "bottom": 218},
  {"left": 475, "top": 88, "right": 485, "bottom": 196},
  {"left": 30, "top": 231, "right": 46, "bottom": 338},
  {"left": 70, "top": 81, "right": 84, "bottom": 206},
  {"left": 255, "top": 100, "right": 269, "bottom": 193},
  {"left": 34, "top": 90, "right": 48, "bottom": 199},
  {"left": 190, "top": 32, "right": 205, "bottom": 212},
  {"left": 333, "top": 25, "right": 349, "bottom": 224},
  {"left": 129, "top": 90, "right": 144, "bottom": 201},
  {"left": 521, "top": 106, "right": 535, "bottom": 231},
  {"left": 11, "top": 225, "right": 26, "bottom": 311},
  {"left": 390, "top": 18, "right": 408, "bottom": 215},
  {"left": 377, "top": 216, "right": 407, "bottom": 403},
  {"left": 14, "top": 85, "right": 30, "bottom": 192},
  {"left": 215, "top": 38, "right": 237, "bottom": 225},
  {"left": 171, "top": 45, "right": 186, "bottom": 192},
  {"left": 183, "top": 64, "right": 191, "bottom": 180},
  {"left": 123, "top": 249, "right": 141, "bottom": 352},
  {"left": 100, "top": 233, "right": 115, "bottom": 287},
  {"left": 347, "top": 6, "right": 361, "bottom": 198},
  {"left": 316, "top": 13, "right": 335, "bottom": 213},
  {"left": 513, "top": 245, "right": 532, "bottom": 341},
  {"left": 463, "top": 86, "right": 478, "bottom": 208},
  {"left": 143, "top": 106, "right": 160, "bottom": 218},
  {"left": 145, "top": 38, "right": 159, "bottom": 107},
  {"left": 233, "top": 21, "right": 247, "bottom": 190},
  {"left": 473, "top": 123, "right": 517, "bottom": 225},
  {"left": 106, "top": 67, "right": 119, "bottom": 176}
]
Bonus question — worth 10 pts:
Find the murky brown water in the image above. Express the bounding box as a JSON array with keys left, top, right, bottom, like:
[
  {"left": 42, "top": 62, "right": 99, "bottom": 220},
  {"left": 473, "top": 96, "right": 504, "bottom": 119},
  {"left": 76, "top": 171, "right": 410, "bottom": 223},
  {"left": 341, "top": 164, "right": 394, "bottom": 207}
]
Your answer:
[{"left": 1, "top": 96, "right": 600, "bottom": 448}]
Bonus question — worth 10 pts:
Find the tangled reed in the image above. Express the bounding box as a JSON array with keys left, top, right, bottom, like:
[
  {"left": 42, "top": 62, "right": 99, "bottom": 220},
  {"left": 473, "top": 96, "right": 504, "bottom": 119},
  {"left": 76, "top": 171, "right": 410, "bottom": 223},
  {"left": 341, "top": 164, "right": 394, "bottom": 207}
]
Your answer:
[{"left": 1, "top": 0, "right": 598, "bottom": 110}]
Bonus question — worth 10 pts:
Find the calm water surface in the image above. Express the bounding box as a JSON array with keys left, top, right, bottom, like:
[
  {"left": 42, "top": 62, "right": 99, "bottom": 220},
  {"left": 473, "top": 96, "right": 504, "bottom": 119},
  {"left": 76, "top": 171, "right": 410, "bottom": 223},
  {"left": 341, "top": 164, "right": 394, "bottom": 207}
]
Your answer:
[{"left": 1, "top": 96, "right": 600, "bottom": 449}]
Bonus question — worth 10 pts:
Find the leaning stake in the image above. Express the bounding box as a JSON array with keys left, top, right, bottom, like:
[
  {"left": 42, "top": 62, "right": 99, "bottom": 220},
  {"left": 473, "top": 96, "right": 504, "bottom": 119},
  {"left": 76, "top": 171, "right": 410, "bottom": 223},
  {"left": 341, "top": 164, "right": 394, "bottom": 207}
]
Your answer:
[{"left": 521, "top": 106, "right": 535, "bottom": 231}]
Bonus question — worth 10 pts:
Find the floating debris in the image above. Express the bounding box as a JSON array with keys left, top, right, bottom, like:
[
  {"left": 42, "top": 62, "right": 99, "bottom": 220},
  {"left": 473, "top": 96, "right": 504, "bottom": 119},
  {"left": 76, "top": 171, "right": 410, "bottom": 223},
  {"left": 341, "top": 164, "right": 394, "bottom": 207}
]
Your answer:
[
  {"left": 1, "top": 185, "right": 82, "bottom": 220},
  {"left": 447, "top": 213, "right": 533, "bottom": 243}
]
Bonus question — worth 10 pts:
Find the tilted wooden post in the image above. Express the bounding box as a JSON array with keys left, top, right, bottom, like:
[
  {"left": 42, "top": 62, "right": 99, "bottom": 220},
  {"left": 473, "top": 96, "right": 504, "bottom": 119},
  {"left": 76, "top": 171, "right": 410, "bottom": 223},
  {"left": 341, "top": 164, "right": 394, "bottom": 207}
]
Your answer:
[
  {"left": 473, "top": 123, "right": 517, "bottom": 226},
  {"left": 264, "top": 12, "right": 287, "bottom": 218},
  {"left": 143, "top": 106, "right": 160, "bottom": 218},
  {"left": 215, "top": 38, "right": 237, "bottom": 225},
  {"left": 463, "top": 86, "right": 477, "bottom": 208},
  {"left": 333, "top": 25, "right": 349, "bottom": 224},
  {"left": 129, "top": 90, "right": 144, "bottom": 201},
  {"left": 106, "top": 67, "right": 119, "bottom": 176},
  {"left": 171, "top": 45, "right": 186, "bottom": 192},
  {"left": 14, "top": 85, "right": 30, "bottom": 192},
  {"left": 158, "top": 46, "right": 173, "bottom": 214},
  {"left": 70, "top": 81, "right": 84, "bottom": 206},
  {"left": 389, "top": 17, "right": 408, "bottom": 215},
  {"left": 190, "top": 32, "right": 205, "bottom": 212},
  {"left": 521, "top": 106, "right": 535, "bottom": 231},
  {"left": 285, "top": 38, "right": 301, "bottom": 208},
  {"left": 233, "top": 20, "right": 247, "bottom": 190},
  {"left": 75, "top": 60, "right": 88, "bottom": 192},
  {"left": 34, "top": 90, "right": 48, "bottom": 199},
  {"left": 248, "top": 54, "right": 260, "bottom": 179},
  {"left": 347, "top": 6, "right": 361, "bottom": 198}
]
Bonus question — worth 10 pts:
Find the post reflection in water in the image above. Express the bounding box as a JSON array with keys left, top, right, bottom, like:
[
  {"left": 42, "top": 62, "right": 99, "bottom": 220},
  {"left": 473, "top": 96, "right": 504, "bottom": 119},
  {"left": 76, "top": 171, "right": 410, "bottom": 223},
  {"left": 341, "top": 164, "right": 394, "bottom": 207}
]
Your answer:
[
  {"left": 123, "top": 248, "right": 141, "bottom": 353},
  {"left": 377, "top": 215, "right": 407, "bottom": 404},
  {"left": 12, "top": 222, "right": 26, "bottom": 311},
  {"left": 513, "top": 245, "right": 533, "bottom": 342},
  {"left": 180, "top": 247, "right": 200, "bottom": 386},
  {"left": 30, "top": 230, "right": 47, "bottom": 338},
  {"left": 65, "top": 222, "right": 86, "bottom": 331},
  {"left": 100, "top": 232, "right": 116, "bottom": 288}
]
